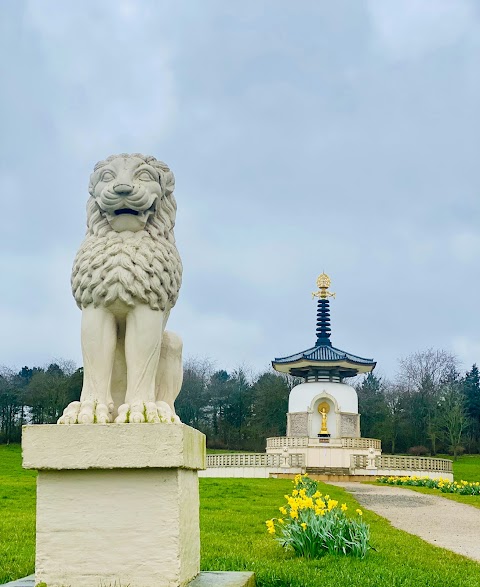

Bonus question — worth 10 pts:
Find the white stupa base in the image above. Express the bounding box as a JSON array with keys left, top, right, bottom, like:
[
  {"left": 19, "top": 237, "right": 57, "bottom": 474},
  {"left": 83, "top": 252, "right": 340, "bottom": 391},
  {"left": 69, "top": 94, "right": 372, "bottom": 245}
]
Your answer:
[
  {"left": 22, "top": 424, "right": 206, "bottom": 587},
  {"left": 266, "top": 436, "right": 381, "bottom": 472}
]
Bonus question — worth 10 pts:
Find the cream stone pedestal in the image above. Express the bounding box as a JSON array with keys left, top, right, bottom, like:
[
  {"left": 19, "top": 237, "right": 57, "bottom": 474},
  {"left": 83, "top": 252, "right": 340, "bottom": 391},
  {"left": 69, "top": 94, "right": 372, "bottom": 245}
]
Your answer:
[{"left": 22, "top": 424, "right": 206, "bottom": 587}]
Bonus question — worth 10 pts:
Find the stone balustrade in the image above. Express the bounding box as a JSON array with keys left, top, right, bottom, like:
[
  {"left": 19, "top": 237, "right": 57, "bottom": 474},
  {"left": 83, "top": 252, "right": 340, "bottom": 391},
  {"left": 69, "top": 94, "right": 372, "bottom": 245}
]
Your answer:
[
  {"left": 341, "top": 437, "right": 381, "bottom": 450},
  {"left": 266, "top": 436, "right": 381, "bottom": 450},
  {"left": 351, "top": 454, "right": 453, "bottom": 473},
  {"left": 266, "top": 436, "right": 308, "bottom": 448},
  {"left": 206, "top": 453, "right": 305, "bottom": 468}
]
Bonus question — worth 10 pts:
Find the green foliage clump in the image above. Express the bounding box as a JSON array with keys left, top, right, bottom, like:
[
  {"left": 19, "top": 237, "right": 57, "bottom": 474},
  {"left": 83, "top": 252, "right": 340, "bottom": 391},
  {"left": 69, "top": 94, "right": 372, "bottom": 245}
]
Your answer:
[
  {"left": 266, "top": 475, "right": 371, "bottom": 559},
  {"left": 378, "top": 475, "right": 480, "bottom": 495}
]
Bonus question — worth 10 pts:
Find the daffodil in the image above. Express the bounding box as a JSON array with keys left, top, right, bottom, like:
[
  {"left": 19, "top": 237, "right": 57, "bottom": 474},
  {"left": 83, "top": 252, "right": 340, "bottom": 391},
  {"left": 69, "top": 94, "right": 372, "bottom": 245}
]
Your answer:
[
  {"left": 327, "top": 499, "right": 338, "bottom": 511},
  {"left": 341, "top": 503, "right": 348, "bottom": 512},
  {"left": 356, "top": 509, "right": 363, "bottom": 516}
]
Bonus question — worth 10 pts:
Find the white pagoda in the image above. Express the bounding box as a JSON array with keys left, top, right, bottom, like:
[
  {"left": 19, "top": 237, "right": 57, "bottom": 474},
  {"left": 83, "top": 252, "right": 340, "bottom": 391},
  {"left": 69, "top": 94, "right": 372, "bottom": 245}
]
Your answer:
[{"left": 266, "top": 274, "right": 381, "bottom": 474}]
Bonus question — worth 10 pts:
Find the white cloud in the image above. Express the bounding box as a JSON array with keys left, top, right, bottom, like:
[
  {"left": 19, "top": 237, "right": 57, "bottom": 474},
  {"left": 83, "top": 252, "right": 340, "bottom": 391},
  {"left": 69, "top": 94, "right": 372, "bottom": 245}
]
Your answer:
[
  {"left": 168, "top": 300, "right": 267, "bottom": 372},
  {"left": 0, "top": 249, "right": 81, "bottom": 369},
  {"left": 452, "top": 335, "right": 480, "bottom": 370},
  {"left": 24, "top": 0, "right": 177, "bottom": 158},
  {"left": 368, "top": 0, "right": 477, "bottom": 60},
  {"left": 450, "top": 232, "right": 480, "bottom": 263}
]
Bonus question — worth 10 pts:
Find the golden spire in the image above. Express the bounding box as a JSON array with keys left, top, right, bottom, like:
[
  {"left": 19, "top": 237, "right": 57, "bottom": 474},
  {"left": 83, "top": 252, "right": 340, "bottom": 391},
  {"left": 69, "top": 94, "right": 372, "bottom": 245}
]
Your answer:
[{"left": 312, "top": 273, "right": 336, "bottom": 300}]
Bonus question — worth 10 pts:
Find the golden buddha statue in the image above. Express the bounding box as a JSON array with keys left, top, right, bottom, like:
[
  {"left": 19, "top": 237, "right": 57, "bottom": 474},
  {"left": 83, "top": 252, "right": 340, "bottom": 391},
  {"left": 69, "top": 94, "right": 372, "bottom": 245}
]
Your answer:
[{"left": 318, "top": 402, "right": 330, "bottom": 434}]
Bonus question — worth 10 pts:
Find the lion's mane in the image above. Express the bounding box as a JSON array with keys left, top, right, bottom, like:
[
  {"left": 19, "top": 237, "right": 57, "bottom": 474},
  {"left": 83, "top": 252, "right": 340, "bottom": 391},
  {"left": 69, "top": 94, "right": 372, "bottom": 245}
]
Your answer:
[{"left": 71, "top": 154, "right": 182, "bottom": 311}]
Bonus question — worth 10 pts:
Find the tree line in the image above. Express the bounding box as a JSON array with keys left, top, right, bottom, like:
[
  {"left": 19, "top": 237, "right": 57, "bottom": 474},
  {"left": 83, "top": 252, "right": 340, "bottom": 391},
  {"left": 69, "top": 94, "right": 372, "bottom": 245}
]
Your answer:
[
  {"left": 358, "top": 349, "right": 480, "bottom": 459},
  {"left": 0, "top": 358, "right": 293, "bottom": 450},
  {"left": 2, "top": 348, "right": 480, "bottom": 458},
  {"left": 0, "top": 361, "right": 83, "bottom": 443}
]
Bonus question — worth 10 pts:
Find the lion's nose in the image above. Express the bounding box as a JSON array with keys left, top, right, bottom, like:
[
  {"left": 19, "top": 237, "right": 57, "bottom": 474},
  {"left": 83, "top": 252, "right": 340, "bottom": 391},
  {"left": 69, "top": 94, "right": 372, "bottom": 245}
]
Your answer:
[{"left": 113, "top": 183, "right": 134, "bottom": 195}]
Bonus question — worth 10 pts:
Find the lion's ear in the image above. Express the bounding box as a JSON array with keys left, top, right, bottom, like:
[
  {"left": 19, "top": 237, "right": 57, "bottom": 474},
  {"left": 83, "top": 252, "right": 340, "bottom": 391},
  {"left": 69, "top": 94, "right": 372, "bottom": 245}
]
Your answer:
[
  {"left": 154, "top": 160, "right": 175, "bottom": 198},
  {"left": 162, "top": 169, "right": 175, "bottom": 198}
]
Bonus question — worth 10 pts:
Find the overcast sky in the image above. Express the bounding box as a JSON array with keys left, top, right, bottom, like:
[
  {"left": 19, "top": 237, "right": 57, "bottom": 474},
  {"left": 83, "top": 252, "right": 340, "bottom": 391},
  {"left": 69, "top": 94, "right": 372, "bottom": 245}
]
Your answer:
[{"left": 1, "top": 0, "right": 479, "bottom": 380}]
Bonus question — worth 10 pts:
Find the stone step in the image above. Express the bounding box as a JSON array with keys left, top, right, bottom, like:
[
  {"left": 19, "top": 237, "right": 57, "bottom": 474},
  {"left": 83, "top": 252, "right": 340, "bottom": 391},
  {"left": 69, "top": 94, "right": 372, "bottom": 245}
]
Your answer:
[{"left": 306, "top": 467, "right": 351, "bottom": 476}]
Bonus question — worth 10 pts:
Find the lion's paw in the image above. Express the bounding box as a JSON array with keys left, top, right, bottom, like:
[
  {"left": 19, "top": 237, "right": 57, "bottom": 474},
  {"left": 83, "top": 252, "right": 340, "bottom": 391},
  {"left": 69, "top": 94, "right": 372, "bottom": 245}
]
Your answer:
[
  {"left": 114, "top": 401, "right": 180, "bottom": 424},
  {"left": 57, "top": 400, "right": 113, "bottom": 425},
  {"left": 156, "top": 400, "right": 181, "bottom": 424}
]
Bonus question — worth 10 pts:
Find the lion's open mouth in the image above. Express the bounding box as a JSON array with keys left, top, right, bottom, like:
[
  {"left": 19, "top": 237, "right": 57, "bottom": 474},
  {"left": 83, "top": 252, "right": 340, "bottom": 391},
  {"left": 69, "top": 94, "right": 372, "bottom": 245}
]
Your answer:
[{"left": 114, "top": 209, "right": 139, "bottom": 216}]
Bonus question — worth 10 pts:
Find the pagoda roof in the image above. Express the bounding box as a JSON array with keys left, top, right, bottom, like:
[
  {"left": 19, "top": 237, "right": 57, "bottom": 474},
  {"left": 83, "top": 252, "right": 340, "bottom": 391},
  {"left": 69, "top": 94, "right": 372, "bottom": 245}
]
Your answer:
[
  {"left": 272, "top": 343, "right": 376, "bottom": 377},
  {"left": 271, "top": 273, "right": 376, "bottom": 378}
]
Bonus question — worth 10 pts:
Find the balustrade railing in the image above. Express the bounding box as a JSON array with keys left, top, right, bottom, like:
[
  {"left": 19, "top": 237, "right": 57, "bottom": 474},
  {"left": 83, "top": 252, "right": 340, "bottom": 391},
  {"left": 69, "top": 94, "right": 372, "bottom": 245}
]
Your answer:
[
  {"left": 341, "top": 437, "right": 381, "bottom": 450},
  {"left": 206, "top": 453, "right": 305, "bottom": 468},
  {"left": 266, "top": 437, "right": 308, "bottom": 448},
  {"left": 266, "top": 436, "right": 381, "bottom": 450},
  {"left": 289, "top": 453, "right": 305, "bottom": 467},
  {"left": 351, "top": 454, "right": 453, "bottom": 473}
]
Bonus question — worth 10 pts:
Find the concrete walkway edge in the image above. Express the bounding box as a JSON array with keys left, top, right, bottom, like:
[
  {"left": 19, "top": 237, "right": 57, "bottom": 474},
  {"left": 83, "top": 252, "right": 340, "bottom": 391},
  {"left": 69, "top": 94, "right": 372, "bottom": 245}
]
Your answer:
[{"left": 333, "top": 482, "right": 480, "bottom": 562}]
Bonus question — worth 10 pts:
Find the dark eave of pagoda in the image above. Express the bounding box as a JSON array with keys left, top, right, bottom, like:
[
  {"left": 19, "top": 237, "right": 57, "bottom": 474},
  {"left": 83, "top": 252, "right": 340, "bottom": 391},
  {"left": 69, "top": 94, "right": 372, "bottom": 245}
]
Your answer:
[
  {"left": 271, "top": 343, "right": 376, "bottom": 377},
  {"left": 273, "top": 345, "right": 376, "bottom": 366}
]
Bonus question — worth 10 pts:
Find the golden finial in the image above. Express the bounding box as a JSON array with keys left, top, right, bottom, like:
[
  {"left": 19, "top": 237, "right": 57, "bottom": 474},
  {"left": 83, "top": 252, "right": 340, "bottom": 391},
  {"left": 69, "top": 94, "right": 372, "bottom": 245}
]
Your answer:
[{"left": 312, "top": 273, "right": 336, "bottom": 300}]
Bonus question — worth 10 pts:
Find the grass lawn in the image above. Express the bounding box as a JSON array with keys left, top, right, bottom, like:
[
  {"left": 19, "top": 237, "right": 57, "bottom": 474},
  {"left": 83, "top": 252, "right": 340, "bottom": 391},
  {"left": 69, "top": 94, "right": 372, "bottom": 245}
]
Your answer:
[
  {"left": 2, "top": 444, "right": 480, "bottom": 586},
  {"left": 0, "top": 445, "right": 36, "bottom": 584},
  {"left": 446, "top": 454, "right": 480, "bottom": 482}
]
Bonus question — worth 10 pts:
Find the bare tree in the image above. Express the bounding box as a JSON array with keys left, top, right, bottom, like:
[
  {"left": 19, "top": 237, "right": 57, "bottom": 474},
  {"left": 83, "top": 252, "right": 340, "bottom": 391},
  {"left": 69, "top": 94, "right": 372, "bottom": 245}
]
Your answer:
[
  {"left": 398, "top": 348, "right": 459, "bottom": 390},
  {"left": 397, "top": 349, "right": 459, "bottom": 453},
  {"left": 383, "top": 381, "right": 405, "bottom": 454},
  {"left": 439, "top": 384, "right": 469, "bottom": 460}
]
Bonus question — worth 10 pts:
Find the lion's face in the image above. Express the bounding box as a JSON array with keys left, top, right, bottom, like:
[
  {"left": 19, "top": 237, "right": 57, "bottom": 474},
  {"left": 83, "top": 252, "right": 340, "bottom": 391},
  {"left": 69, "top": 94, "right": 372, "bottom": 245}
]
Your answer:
[{"left": 89, "top": 155, "right": 163, "bottom": 232}]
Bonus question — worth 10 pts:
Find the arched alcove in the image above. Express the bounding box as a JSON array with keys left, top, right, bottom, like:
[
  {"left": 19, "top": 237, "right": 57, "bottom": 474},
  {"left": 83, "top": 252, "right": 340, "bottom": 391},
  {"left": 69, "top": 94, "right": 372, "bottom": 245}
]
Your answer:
[{"left": 309, "top": 392, "right": 339, "bottom": 437}]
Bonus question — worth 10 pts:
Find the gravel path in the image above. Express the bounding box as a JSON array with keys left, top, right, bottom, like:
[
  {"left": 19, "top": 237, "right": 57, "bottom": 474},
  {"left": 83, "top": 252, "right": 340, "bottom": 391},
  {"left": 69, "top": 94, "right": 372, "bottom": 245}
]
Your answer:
[{"left": 333, "top": 482, "right": 480, "bottom": 562}]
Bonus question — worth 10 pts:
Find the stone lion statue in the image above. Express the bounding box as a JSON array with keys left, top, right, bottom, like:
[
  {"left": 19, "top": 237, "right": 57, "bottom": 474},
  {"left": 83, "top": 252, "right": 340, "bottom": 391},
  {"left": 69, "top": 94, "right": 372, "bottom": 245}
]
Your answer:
[{"left": 58, "top": 153, "right": 183, "bottom": 424}]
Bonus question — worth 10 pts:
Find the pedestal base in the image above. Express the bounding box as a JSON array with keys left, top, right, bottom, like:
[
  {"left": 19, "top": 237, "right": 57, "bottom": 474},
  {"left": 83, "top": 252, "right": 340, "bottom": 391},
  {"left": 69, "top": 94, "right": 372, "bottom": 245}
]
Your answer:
[
  {"left": 3, "top": 572, "right": 256, "bottom": 587},
  {"left": 317, "top": 433, "right": 331, "bottom": 444},
  {"left": 22, "top": 424, "right": 206, "bottom": 587}
]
